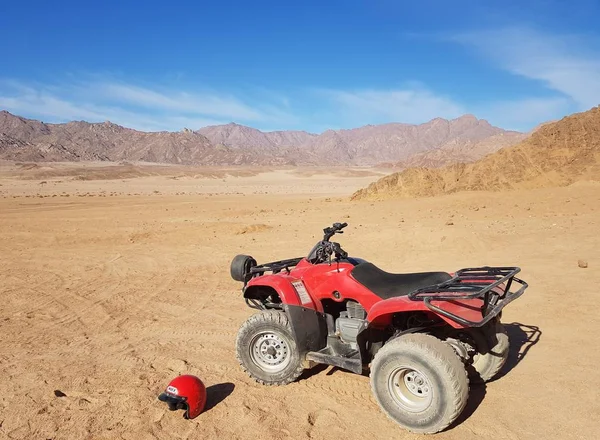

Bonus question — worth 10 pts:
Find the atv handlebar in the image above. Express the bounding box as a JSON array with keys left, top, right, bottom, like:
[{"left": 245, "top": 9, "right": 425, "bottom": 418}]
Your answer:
[
  {"left": 306, "top": 222, "right": 350, "bottom": 264},
  {"left": 323, "top": 222, "right": 348, "bottom": 241}
]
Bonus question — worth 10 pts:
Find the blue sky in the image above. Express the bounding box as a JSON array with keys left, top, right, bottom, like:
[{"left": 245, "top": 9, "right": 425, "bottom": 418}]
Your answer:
[{"left": 1, "top": 0, "right": 600, "bottom": 133}]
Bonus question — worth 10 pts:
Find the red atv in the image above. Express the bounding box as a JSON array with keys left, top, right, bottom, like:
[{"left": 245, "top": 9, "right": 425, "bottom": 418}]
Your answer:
[{"left": 230, "top": 222, "right": 527, "bottom": 434}]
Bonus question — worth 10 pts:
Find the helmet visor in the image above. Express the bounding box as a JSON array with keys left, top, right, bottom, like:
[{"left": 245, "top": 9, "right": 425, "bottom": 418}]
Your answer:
[{"left": 158, "top": 392, "right": 187, "bottom": 411}]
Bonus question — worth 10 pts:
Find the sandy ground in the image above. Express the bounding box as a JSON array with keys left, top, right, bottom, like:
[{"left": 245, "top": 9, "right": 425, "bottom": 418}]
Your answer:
[
  {"left": 0, "top": 162, "right": 388, "bottom": 197},
  {"left": 1, "top": 163, "right": 599, "bottom": 440}
]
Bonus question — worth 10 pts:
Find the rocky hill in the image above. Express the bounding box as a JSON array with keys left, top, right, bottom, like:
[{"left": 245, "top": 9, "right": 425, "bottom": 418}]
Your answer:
[
  {"left": 352, "top": 106, "right": 600, "bottom": 199},
  {"left": 197, "top": 123, "right": 315, "bottom": 152},
  {"left": 0, "top": 111, "right": 293, "bottom": 165},
  {"left": 1, "top": 110, "right": 523, "bottom": 166},
  {"left": 200, "top": 115, "right": 522, "bottom": 166}
]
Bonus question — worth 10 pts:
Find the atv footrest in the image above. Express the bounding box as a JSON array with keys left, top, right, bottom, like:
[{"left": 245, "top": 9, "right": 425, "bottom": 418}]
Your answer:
[{"left": 306, "top": 347, "right": 363, "bottom": 374}]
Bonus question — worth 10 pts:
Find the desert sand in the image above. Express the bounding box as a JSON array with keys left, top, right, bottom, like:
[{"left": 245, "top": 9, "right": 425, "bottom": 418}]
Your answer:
[{"left": 1, "top": 163, "right": 599, "bottom": 440}]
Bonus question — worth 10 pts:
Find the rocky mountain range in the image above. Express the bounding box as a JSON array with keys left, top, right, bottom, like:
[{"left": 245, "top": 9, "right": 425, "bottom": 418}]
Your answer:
[
  {"left": 0, "top": 110, "right": 524, "bottom": 166},
  {"left": 352, "top": 106, "right": 600, "bottom": 199}
]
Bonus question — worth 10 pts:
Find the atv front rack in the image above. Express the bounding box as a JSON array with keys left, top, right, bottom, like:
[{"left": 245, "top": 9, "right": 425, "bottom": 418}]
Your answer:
[
  {"left": 408, "top": 267, "right": 528, "bottom": 327},
  {"left": 249, "top": 257, "right": 304, "bottom": 277}
]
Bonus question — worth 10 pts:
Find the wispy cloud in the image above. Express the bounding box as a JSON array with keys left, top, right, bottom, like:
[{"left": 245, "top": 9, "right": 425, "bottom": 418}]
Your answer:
[
  {"left": 90, "top": 82, "right": 265, "bottom": 120},
  {"left": 316, "top": 84, "right": 466, "bottom": 128},
  {"left": 0, "top": 77, "right": 471, "bottom": 132},
  {"left": 473, "top": 97, "right": 572, "bottom": 131},
  {"left": 0, "top": 77, "right": 297, "bottom": 132},
  {"left": 318, "top": 87, "right": 571, "bottom": 131},
  {"left": 451, "top": 26, "right": 600, "bottom": 110},
  {"left": 1, "top": 39, "right": 594, "bottom": 135}
]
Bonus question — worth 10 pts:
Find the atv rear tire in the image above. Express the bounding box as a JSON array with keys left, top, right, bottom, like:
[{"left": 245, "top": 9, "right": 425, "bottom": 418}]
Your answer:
[
  {"left": 236, "top": 311, "right": 304, "bottom": 386},
  {"left": 230, "top": 254, "right": 257, "bottom": 282},
  {"left": 467, "top": 320, "right": 509, "bottom": 383},
  {"left": 370, "top": 333, "right": 469, "bottom": 434}
]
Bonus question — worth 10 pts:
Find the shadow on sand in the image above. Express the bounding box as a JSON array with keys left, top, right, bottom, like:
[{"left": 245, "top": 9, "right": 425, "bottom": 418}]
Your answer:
[
  {"left": 493, "top": 322, "right": 542, "bottom": 381},
  {"left": 297, "top": 363, "right": 330, "bottom": 382},
  {"left": 448, "top": 321, "right": 542, "bottom": 430},
  {"left": 203, "top": 382, "right": 235, "bottom": 412}
]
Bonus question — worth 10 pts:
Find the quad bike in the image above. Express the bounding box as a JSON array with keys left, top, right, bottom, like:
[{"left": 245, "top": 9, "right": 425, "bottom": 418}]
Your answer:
[{"left": 230, "top": 222, "right": 527, "bottom": 434}]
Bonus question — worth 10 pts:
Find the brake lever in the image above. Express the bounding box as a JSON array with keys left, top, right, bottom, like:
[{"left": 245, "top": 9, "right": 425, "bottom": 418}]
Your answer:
[{"left": 331, "top": 242, "right": 348, "bottom": 260}]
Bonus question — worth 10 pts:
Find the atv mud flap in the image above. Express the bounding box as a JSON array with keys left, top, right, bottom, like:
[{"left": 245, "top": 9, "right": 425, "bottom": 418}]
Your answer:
[
  {"left": 284, "top": 305, "right": 328, "bottom": 356},
  {"left": 285, "top": 305, "right": 368, "bottom": 374}
]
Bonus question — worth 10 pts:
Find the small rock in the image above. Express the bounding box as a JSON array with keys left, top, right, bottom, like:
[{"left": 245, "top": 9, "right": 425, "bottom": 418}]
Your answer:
[
  {"left": 578, "top": 260, "right": 588, "bottom": 268},
  {"left": 54, "top": 390, "right": 67, "bottom": 398},
  {"left": 445, "top": 221, "right": 454, "bottom": 226}
]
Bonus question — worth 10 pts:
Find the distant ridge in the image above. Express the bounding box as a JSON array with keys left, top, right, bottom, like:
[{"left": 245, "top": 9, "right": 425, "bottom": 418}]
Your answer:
[{"left": 1, "top": 110, "right": 523, "bottom": 166}]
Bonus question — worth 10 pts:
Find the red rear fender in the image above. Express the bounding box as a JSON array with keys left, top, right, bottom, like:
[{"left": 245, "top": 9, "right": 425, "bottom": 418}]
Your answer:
[{"left": 367, "top": 296, "right": 485, "bottom": 329}]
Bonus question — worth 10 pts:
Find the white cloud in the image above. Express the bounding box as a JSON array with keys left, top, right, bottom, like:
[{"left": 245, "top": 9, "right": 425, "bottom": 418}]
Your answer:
[
  {"left": 3, "top": 27, "right": 599, "bottom": 134},
  {"left": 1, "top": 78, "right": 471, "bottom": 132},
  {"left": 91, "top": 82, "right": 265, "bottom": 121},
  {"left": 473, "top": 96, "right": 573, "bottom": 131},
  {"left": 452, "top": 26, "right": 600, "bottom": 110},
  {"left": 318, "top": 87, "right": 571, "bottom": 132},
  {"left": 0, "top": 83, "right": 217, "bottom": 132},
  {"left": 0, "top": 78, "right": 296, "bottom": 132},
  {"left": 318, "top": 85, "right": 466, "bottom": 127}
]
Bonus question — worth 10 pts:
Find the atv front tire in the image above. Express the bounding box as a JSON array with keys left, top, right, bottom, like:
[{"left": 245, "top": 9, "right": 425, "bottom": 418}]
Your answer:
[
  {"left": 370, "top": 333, "right": 469, "bottom": 434},
  {"left": 236, "top": 311, "right": 304, "bottom": 386}
]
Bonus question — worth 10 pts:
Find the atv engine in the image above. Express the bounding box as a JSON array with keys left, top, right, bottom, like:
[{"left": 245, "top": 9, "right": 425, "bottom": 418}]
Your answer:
[{"left": 335, "top": 301, "right": 366, "bottom": 349}]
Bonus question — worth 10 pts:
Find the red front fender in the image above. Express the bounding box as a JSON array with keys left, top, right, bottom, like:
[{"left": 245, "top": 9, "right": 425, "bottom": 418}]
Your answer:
[{"left": 243, "top": 274, "right": 318, "bottom": 310}]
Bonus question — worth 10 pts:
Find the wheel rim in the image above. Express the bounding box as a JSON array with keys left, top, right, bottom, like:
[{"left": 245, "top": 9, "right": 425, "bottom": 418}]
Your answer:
[
  {"left": 249, "top": 331, "right": 291, "bottom": 373},
  {"left": 388, "top": 366, "right": 433, "bottom": 412}
]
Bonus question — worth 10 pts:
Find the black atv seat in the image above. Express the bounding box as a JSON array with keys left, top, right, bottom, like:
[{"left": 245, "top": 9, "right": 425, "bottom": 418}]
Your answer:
[{"left": 350, "top": 262, "right": 452, "bottom": 299}]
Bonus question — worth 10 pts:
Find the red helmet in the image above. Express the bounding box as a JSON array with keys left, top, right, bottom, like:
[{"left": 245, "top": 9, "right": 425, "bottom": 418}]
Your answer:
[{"left": 158, "top": 375, "right": 207, "bottom": 419}]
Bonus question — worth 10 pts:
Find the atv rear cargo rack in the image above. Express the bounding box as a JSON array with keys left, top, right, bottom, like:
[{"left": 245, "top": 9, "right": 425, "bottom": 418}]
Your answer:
[
  {"left": 408, "top": 267, "right": 528, "bottom": 327},
  {"left": 249, "top": 257, "right": 304, "bottom": 277}
]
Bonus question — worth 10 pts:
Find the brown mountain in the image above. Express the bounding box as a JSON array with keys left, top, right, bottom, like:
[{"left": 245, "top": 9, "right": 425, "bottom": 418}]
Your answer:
[
  {"left": 352, "top": 106, "right": 600, "bottom": 200},
  {"left": 1, "top": 110, "right": 522, "bottom": 166},
  {"left": 199, "top": 115, "right": 522, "bottom": 166},
  {"left": 0, "top": 111, "right": 294, "bottom": 165},
  {"left": 197, "top": 122, "right": 315, "bottom": 151}
]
